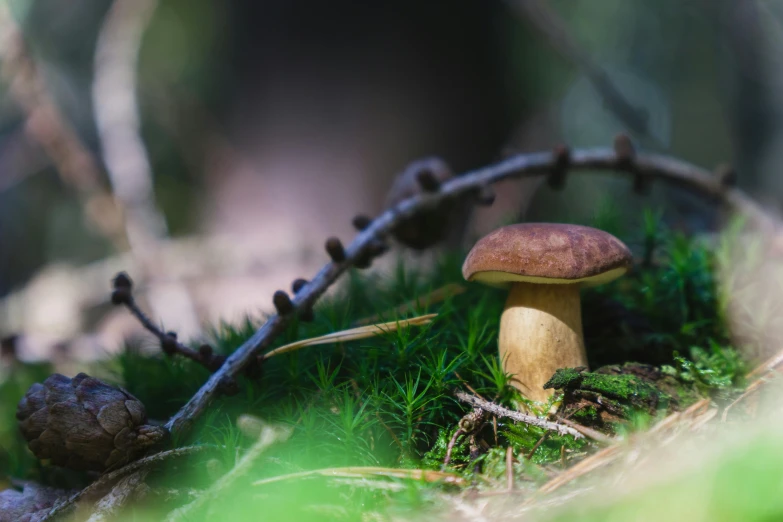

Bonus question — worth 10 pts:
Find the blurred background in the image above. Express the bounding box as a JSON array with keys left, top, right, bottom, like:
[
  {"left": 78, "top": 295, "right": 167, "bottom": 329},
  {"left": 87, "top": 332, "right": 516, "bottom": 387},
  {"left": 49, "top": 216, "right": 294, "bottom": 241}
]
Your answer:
[{"left": 1, "top": 0, "right": 783, "bottom": 364}]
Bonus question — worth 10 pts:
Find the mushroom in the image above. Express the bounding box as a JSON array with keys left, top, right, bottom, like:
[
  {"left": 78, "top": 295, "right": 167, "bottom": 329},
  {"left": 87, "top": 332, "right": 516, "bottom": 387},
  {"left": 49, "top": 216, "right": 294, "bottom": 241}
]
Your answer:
[{"left": 462, "top": 223, "right": 632, "bottom": 402}]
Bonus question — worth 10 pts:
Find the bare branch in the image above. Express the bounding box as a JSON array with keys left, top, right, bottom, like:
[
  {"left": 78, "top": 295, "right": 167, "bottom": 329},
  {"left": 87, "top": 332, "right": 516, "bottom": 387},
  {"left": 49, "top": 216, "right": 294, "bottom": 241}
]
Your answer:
[
  {"left": 454, "top": 391, "right": 585, "bottom": 439},
  {"left": 110, "top": 273, "right": 227, "bottom": 372},
  {"left": 163, "top": 144, "right": 778, "bottom": 437}
]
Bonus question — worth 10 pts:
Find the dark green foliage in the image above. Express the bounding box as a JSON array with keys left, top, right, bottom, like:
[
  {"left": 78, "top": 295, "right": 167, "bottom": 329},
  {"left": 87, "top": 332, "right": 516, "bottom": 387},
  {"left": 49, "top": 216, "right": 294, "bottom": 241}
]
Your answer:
[
  {"left": 501, "top": 422, "right": 589, "bottom": 467},
  {"left": 661, "top": 341, "right": 746, "bottom": 399},
  {"left": 582, "top": 212, "right": 730, "bottom": 368},
  {"left": 115, "top": 343, "right": 212, "bottom": 421}
]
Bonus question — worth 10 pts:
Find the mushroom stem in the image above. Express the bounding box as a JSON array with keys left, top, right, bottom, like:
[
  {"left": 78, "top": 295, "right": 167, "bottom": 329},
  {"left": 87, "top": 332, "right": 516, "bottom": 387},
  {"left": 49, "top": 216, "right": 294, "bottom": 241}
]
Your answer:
[{"left": 499, "top": 282, "right": 587, "bottom": 402}]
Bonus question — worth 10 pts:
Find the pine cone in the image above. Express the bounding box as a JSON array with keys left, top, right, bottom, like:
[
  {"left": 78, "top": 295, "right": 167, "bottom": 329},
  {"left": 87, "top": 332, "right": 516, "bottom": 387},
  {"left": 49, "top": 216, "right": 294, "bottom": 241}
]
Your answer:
[{"left": 16, "top": 373, "right": 167, "bottom": 472}]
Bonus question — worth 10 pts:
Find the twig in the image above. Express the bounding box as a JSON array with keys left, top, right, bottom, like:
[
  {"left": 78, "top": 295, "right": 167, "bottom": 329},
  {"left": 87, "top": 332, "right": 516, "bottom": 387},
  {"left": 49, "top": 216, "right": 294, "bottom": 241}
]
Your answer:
[
  {"left": 444, "top": 407, "right": 487, "bottom": 467},
  {"left": 41, "top": 445, "right": 211, "bottom": 521},
  {"left": 111, "top": 273, "right": 226, "bottom": 372},
  {"left": 116, "top": 268, "right": 435, "bottom": 374},
  {"left": 443, "top": 428, "right": 466, "bottom": 468},
  {"left": 163, "top": 144, "right": 779, "bottom": 437},
  {"left": 455, "top": 392, "right": 584, "bottom": 439},
  {"left": 85, "top": 470, "right": 150, "bottom": 522}
]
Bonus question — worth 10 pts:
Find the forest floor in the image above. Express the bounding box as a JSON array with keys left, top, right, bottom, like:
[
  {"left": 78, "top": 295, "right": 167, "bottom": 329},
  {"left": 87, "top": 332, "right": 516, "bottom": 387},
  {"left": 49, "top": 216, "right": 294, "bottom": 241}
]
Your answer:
[{"left": 1, "top": 215, "right": 781, "bottom": 521}]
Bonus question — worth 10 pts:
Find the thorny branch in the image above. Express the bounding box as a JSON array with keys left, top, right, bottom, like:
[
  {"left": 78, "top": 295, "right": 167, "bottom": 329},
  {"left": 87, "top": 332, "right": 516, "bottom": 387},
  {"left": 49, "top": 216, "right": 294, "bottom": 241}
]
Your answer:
[
  {"left": 454, "top": 392, "right": 585, "bottom": 439},
  {"left": 160, "top": 141, "right": 779, "bottom": 437},
  {"left": 110, "top": 273, "right": 230, "bottom": 374}
]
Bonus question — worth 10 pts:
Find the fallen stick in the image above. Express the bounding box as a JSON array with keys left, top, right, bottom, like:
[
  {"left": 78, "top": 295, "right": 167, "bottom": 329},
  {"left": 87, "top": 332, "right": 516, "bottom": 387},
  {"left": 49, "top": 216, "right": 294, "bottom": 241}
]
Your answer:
[{"left": 454, "top": 391, "right": 585, "bottom": 440}]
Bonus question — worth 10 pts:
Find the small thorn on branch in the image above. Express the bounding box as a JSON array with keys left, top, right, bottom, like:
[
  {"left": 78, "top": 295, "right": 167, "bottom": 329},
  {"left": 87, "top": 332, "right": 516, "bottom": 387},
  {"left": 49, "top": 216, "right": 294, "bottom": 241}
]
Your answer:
[
  {"left": 614, "top": 133, "right": 649, "bottom": 194},
  {"left": 325, "top": 237, "right": 346, "bottom": 262},
  {"left": 272, "top": 291, "right": 294, "bottom": 315},
  {"left": 289, "top": 280, "right": 314, "bottom": 320},
  {"left": 355, "top": 238, "right": 388, "bottom": 269},
  {"left": 198, "top": 344, "right": 225, "bottom": 372},
  {"left": 416, "top": 169, "right": 441, "bottom": 192},
  {"left": 161, "top": 332, "right": 178, "bottom": 356},
  {"left": 113, "top": 272, "right": 132, "bottom": 291},
  {"left": 110, "top": 272, "right": 234, "bottom": 377},
  {"left": 198, "top": 344, "right": 212, "bottom": 358},
  {"left": 547, "top": 144, "right": 570, "bottom": 190},
  {"left": 111, "top": 272, "right": 133, "bottom": 305},
  {"left": 291, "top": 278, "right": 308, "bottom": 294},
  {"left": 613, "top": 133, "right": 636, "bottom": 168},
  {"left": 291, "top": 277, "right": 308, "bottom": 295},
  {"left": 352, "top": 214, "right": 372, "bottom": 231}
]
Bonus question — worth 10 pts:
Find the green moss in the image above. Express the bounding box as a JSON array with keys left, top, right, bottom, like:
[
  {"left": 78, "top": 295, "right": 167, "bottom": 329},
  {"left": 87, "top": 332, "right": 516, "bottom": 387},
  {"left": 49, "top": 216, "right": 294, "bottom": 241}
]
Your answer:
[
  {"left": 572, "top": 404, "right": 599, "bottom": 423},
  {"left": 545, "top": 369, "right": 670, "bottom": 410}
]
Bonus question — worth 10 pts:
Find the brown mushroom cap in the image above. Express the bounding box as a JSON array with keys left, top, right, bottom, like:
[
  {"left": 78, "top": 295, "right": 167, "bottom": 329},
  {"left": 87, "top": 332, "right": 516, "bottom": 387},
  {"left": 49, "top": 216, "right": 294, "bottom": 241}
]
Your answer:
[{"left": 462, "top": 223, "right": 632, "bottom": 288}]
